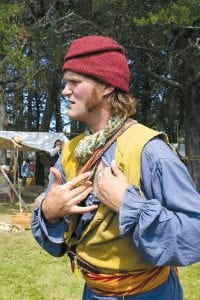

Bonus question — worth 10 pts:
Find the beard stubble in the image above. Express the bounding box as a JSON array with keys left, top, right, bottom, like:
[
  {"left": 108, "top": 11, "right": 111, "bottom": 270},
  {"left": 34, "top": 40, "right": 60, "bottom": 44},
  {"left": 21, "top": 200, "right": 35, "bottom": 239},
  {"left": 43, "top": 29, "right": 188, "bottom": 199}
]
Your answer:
[{"left": 85, "top": 86, "right": 103, "bottom": 112}]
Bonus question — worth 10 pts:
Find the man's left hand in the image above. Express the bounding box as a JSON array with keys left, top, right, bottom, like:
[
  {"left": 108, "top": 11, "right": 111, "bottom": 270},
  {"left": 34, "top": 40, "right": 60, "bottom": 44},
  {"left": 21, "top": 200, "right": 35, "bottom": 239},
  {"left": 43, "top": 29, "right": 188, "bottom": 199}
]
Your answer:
[{"left": 95, "top": 160, "right": 129, "bottom": 212}]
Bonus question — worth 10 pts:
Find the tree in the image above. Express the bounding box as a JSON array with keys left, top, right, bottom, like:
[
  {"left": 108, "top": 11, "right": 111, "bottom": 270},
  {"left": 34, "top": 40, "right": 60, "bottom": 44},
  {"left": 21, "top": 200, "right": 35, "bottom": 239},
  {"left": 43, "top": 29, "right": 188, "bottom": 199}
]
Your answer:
[
  {"left": 1, "top": 0, "right": 199, "bottom": 189},
  {"left": 90, "top": 0, "right": 200, "bottom": 189},
  {"left": 131, "top": 1, "right": 200, "bottom": 190}
]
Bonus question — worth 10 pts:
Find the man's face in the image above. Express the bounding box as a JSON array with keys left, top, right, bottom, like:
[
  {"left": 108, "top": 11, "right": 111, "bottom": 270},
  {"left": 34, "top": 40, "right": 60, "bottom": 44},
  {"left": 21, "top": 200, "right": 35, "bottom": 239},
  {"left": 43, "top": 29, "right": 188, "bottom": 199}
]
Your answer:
[{"left": 62, "top": 71, "right": 106, "bottom": 123}]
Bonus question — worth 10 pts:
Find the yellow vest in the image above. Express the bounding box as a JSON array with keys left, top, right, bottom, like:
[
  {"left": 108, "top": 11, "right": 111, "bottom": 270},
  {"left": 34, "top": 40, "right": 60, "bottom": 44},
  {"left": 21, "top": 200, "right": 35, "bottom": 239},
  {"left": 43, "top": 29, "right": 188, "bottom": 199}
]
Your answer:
[{"left": 62, "top": 123, "right": 168, "bottom": 273}]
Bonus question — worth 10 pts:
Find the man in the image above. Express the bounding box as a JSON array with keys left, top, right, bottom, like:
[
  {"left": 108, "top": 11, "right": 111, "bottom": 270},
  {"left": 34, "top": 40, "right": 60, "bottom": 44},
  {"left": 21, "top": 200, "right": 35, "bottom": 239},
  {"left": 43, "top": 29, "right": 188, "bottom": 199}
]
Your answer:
[
  {"left": 49, "top": 139, "right": 63, "bottom": 166},
  {"left": 32, "top": 36, "right": 200, "bottom": 299}
]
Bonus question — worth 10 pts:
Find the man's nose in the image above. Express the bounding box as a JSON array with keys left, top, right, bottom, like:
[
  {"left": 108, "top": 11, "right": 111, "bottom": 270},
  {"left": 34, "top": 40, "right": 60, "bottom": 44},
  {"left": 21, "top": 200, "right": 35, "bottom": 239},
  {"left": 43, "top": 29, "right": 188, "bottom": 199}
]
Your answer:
[{"left": 62, "top": 84, "right": 71, "bottom": 96}]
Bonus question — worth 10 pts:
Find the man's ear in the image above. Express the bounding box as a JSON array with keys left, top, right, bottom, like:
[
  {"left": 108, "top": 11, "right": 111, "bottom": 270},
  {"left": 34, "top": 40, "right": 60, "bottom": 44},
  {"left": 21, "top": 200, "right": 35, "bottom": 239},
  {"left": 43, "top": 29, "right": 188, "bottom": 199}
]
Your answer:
[{"left": 102, "top": 84, "right": 115, "bottom": 97}]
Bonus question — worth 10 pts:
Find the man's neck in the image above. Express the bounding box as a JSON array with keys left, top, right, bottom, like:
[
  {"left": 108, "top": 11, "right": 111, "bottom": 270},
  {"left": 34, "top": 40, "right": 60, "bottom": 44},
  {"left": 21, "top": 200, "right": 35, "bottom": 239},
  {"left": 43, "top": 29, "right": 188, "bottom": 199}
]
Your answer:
[{"left": 87, "top": 111, "right": 112, "bottom": 133}]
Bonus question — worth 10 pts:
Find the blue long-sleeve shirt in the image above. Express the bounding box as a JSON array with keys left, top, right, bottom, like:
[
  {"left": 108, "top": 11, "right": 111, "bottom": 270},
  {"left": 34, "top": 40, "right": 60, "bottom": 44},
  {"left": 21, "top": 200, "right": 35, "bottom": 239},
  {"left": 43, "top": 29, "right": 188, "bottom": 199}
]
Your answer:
[{"left": 32, "top": 137, "right": 200, "bottom": 266}]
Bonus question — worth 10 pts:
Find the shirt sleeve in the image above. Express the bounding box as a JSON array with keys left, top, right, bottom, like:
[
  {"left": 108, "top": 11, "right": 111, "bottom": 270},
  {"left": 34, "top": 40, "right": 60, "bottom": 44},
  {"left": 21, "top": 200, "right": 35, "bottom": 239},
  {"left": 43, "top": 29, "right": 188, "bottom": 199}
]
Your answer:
[
  {"left": 31, "top": 206, "right": 68, "bottom": 257},
  {"left": 31, "top": 156, "right": 68, "bottom": 257},
  {"left": 119, "top": 138, "right": 200, "bottom": 266}
]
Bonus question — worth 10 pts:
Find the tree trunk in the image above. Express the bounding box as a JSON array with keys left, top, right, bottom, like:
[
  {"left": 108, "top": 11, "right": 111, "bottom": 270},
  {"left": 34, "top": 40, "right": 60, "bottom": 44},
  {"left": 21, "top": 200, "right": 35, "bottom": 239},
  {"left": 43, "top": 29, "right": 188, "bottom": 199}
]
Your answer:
[
  {"left": 69, "top": 0, "right": 93, "bottom": 19},
  {"left": 55, "top": 96, "right": 62, "bottom": 132},
  {"left": 40, "top": 74, "right": 60, "bottom": 131},
  {"left": 35, "top": 153, "right": 45, "bottom": 186},
  {"left": 172, "top": 26, "right": 200, "bottom": 191},
  {"left": 0, "top": 91, "right": 7, "bottom": 165},
  {"left": 185, "top": 84, "right": 200, "bottom": 192}
]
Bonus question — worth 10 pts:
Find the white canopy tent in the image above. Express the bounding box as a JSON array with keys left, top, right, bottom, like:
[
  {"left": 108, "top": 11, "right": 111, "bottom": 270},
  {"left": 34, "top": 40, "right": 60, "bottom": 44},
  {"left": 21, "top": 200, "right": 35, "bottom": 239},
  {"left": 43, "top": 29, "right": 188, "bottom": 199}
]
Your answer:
[
  {"left": 0, "top": 131, "right": 68, "bottom": 210},
  {"left": 0, "top": 131, "right": 68, "bottom": 153}
]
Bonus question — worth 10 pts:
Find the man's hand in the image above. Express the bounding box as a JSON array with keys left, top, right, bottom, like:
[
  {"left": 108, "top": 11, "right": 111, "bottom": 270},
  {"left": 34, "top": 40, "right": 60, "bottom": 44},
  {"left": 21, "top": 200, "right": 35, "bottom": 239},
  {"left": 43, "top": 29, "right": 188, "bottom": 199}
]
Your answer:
[
  {"left": 96, "top": 160, "right": 129, "bottom": 212},
  {"left": 41, "top": 167, "right": 97, "bottom": 224}
]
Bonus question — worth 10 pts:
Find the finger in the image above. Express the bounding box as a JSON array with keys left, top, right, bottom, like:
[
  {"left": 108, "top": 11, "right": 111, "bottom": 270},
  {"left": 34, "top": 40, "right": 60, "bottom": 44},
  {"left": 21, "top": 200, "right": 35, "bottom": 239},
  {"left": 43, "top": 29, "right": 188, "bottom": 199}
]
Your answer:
[
  {"left": 68, "top": 171, "right": 92, "bottom": 189},
  {"left": 69, "top": 181, "right": 92, "bottom": 198},
  {"left": 50, "top": 167, "right": 62, "bottom": 185},
  {"left": 73, "top": 204, "right": 98, "bottom": 214},
  {"left": 73, "top": 186, "right": 93, "bottom": 204},
  {"left": 110, "top": 160, "right": 122, "bottom": 177}
]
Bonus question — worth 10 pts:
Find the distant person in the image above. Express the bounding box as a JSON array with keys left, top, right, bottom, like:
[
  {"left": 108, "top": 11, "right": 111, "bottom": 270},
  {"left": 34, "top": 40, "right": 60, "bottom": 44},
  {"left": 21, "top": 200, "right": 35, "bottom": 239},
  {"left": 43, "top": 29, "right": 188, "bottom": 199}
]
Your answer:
[
  {"left": 49, "top": 139, "right": 63, "bottom": 166},
  {"left": 28, "top": 160, "right": 35, "bottom": 176},
  {"left": 20, "top": 159, "right": 30, "bottom": 185}
]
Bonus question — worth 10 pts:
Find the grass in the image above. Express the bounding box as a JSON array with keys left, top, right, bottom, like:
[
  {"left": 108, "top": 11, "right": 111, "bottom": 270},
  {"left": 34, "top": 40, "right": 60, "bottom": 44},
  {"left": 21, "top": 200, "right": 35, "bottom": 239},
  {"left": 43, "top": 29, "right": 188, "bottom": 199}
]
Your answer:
[
  {"left": 0, "top": 203, "right": 83, "bottom": 300},
  {"left": 0, "top": 203, "right": 200, "bottom": 300}
]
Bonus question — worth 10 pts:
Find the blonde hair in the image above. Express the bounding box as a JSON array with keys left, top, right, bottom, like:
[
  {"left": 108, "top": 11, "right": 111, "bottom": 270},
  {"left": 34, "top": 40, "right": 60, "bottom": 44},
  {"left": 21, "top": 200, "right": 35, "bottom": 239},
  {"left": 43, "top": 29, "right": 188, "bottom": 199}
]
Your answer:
[{"left": 108, "top": 89, "right": 137, "bottom": 118}]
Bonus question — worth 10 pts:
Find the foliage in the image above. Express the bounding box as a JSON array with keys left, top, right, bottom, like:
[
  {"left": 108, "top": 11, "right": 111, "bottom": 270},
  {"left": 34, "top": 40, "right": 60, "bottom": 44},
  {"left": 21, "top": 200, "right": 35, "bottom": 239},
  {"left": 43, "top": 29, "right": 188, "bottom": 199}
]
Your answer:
[
  {"left": 0, "top": 0, "right": 200, "bottom": 187},
  {"left": 90, "top": 0, "right": 200, "bottom": 189},
  {"left": 1, "top": 0, "right": 199, "bottom": 134},
  {"left": 91, "top": 0, "right": 199, "bottom": 137},
  {"left": 0, "top": 0, "right": 65, "bottom": 131},
  {"left": 134, "top": 0, "right": 199, "bottom": 26}
]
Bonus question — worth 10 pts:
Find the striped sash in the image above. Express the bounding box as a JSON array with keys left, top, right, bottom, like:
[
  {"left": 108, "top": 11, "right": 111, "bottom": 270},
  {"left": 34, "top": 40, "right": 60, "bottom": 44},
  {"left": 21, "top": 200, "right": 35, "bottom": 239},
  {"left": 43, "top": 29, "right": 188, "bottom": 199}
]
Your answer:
[{"left": 82, "top": 266, "right": 170, "bottom": 296}]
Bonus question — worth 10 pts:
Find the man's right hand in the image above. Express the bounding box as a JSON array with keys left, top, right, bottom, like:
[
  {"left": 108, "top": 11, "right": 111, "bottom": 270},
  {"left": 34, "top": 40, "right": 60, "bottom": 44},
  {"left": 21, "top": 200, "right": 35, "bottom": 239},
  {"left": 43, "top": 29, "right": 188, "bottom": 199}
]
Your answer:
[{"left": 41, "top": 167, "right": 97, "bottom": 224}]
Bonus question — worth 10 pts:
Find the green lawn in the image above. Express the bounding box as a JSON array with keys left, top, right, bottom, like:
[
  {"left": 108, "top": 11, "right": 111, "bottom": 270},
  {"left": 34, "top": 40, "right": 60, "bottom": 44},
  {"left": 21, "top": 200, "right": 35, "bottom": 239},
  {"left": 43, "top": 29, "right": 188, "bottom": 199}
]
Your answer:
[
  {"left": 0, "top": 203, "right": 199, "bottom": 300},
  {"left": 0, "top": 203, "right": 83, "bottom": 300}
]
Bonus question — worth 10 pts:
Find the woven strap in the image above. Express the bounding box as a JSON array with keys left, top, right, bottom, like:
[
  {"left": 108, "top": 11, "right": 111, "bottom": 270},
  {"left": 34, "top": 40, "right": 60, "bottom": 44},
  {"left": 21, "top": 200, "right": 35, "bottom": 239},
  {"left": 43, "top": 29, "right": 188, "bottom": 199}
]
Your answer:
[{"left": 78, "top": 118, "right": 137, "bottom": 176}]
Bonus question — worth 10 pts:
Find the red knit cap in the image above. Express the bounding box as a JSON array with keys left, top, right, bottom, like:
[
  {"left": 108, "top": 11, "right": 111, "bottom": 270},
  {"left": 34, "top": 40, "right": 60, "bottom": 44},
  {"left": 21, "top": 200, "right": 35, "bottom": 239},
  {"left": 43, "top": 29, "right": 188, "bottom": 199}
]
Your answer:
[{"left": 62, "top": 35, "right": 129, "bottom": 92}]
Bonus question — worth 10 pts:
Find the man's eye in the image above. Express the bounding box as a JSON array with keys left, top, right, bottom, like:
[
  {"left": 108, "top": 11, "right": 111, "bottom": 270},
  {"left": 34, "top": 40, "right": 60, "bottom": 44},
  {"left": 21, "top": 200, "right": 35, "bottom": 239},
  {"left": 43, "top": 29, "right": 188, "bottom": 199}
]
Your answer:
[
  {"left": 61, "top": 79, "right": 66, "bottom": 89},
  {"left": 70, "top": 80, "right": 79, "bottom": 85}
]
